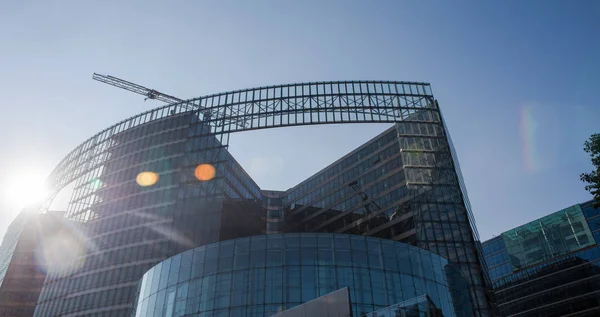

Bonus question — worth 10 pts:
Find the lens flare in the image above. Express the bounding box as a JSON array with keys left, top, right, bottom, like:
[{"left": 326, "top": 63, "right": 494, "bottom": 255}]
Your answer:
[
  {"left": 520, "top": 106, "right": 539, "bottom": 171},
  {"left": 35, "top": 228, "right": 88, "bottom": 275},
  {"left": 194, "top": 164, "right": 216, "bottom": 181},
  {"left": 89, "top": 177, "right": 103, "bottom": 190},
  {"left": 136, "top": 172, "right": 159, "bottom": 187}
]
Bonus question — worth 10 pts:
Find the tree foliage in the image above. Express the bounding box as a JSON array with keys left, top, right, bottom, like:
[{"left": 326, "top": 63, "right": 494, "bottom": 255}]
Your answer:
[{"left": 581, "top": 133, "right": 600, "bottom": 208}]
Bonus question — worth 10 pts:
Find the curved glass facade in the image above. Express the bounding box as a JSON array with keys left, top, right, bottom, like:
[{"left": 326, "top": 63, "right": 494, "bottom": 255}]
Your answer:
[{"left": 134, "top": 233, "right": 471, "bottom": 317}]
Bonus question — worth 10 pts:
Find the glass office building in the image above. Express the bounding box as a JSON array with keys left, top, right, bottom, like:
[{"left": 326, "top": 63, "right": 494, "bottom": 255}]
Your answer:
[
  {"left": 133, "top": 233, "right": 471, "bottom": 317},
  {"left": 285, "top": 117, "right": 490, "bottom": 314},
  {"left": 31, "top": 81, "right": 490, "bottom": 316},
  {"left": 482, "top": 200, "right": 600, "bottom": 316}
]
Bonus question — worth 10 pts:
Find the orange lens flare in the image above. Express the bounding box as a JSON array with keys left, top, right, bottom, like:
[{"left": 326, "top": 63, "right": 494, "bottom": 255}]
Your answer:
[
  {"left": 136, "top": 172, "right": 159, "bottom": 187},
  {"left": 195, "top": 164, "right": 216, "bottom": 181}
]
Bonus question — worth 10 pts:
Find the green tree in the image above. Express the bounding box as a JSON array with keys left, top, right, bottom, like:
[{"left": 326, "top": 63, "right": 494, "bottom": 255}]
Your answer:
[{"left": 581, "top": 133, "right": 600, "bottom": 208}]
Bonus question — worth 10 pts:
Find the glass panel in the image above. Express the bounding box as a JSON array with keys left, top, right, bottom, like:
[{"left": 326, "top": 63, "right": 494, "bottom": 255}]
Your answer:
[
  {"left": 186, "top": 279, "right": 201, "bottom": 314},
  {"left": 178, "top": 254, "right": 192, "bottom": 283},
  {"left": 168, "top": 255, "right": 181, "bottom": 287},
  {"left": 335, "top": 236, "right": 350, "bottom": 250},
  {"left": 503, "top": 204, "right": 594, "bottom": 270},
  {"left": 174, "top": 283, "right": 188, "bottom": 317},
  {"left": 267, "top": 235, "right": 283, "bottom": 249},
  {"left": 147, "top": 294, "right": 157, "bottom": 317},
  {"left": 318, "top": 235, "right": 333, "bottom": 249},
  {"left": 251, "top": 236, "right": 267, "bottom": 250},
  {"left": 151, "top": 263, "right": 162, "bottom": 295},
  {"left": 159, "top": 258, "right": 171, "bottom": 291},
  {"left": 165, "top": 286, "right": 176, "bottom": 317},
  {"left": 191, "top": 249, "right": 205, "bottom": 279},
  {"left": 204, "top": 245, "right": 219, "bottom": 275},
  {"left": 301, "top": 235, "right": 318, "bottom": 248},
  {"left": 301, "top": 248, "right": 318, "bottom": 266},
  {"left": 318, "top": 249, "right": 333, "bottom": 265},
  {"left": 155, "top": 289, "right": 166, "bottom": 317},
  {"left": 284, "top": 249, "right": 300, "bottom": 266},
  {"left": 266, "top": 250, "right": 282, "bottom": 267},
  {"left": 250, "top": 249, "right": 266, "bottom": 268},
  {"left": 284, "top": 235, "right": 300, "bottom": 248}
]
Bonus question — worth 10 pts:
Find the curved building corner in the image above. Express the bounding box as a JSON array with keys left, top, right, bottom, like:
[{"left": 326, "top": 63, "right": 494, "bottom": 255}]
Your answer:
[{"left": 134, "top": 233, "right": 471, "bottom": 317}]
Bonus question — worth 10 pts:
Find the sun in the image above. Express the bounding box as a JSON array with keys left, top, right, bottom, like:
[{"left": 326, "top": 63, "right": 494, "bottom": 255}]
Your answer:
[{"left": 3, "top": 169, "right": 49, "bottom": 210}]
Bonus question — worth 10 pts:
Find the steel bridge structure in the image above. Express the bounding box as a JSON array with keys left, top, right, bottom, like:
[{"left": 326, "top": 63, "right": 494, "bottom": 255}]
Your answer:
[{"left": 43, "top": 80, "right": 436, "bottom": 212}]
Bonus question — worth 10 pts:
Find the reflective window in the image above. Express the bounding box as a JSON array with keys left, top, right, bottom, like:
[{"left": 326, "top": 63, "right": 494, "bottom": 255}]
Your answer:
[
  {"left": 134, "top": 233, "right": 470, "bottom": 317},
  {"left": 503, "top": 205, "right": 594, "bottom": 270}
]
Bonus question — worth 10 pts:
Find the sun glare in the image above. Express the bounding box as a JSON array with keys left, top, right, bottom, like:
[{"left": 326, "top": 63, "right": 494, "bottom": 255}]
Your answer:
[{"left": 3, "top": 170, "right": 49, "bottom": 210}]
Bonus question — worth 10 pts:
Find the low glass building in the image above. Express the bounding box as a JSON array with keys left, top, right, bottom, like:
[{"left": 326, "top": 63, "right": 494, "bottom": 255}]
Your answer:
[
  {"left": 482, "top": 200, "right": 600, "bottom": 316},
  {"left": 134, "top": 233, "right": 471, "bottom": 317}
]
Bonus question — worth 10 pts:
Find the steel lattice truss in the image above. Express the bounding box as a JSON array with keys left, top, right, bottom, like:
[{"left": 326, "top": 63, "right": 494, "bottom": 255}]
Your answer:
[
  {"left": 42, "top": 81, "right": 436, "bottom": 211},
  {"left": 192, "top": 81, "right": 434, "bottom": 134}
]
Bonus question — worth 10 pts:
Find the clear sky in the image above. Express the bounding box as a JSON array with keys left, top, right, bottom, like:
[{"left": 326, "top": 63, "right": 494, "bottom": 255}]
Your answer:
[{"left": 0, "top": 1, "right": 599, "bottom": 241}]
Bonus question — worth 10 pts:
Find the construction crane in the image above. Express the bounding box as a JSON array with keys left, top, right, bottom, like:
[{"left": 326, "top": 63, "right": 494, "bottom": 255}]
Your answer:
[
  {"left": 349, "top": 179, "right": 406, "bottom": 222},
  {"left": 348, "top": 180, "right": 381, "bottom": 215},
  {"left": 92, "top": 73, "right": 196, "bottom": 111}
]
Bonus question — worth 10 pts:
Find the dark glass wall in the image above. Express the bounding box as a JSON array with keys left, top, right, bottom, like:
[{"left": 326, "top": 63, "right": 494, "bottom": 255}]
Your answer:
[
  {"left": 284, "top": 108, "right": 490, "bottom": 316},
  {"left": 482, "top": 201, "right": 600, "bottom": 316},
  {"left": 0, "top": 213, "right": 47, "bottom": 317},
  {"left": 34, "top": 113, "right": 263, "bottom": 317},
  {"left": 134, "top": 233, "right": 471, "bottom": 317},
  {"left": 494, "top": 246, "right": 600, "bottom": 316}
]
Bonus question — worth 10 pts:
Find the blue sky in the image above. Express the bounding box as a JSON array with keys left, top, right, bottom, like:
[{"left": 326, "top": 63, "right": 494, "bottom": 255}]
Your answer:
[{"left": 0, "top": 1, "right": 599, "bottom": 240}]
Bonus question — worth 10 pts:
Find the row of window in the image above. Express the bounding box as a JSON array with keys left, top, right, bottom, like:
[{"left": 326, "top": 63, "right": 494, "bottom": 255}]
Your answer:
[
  {"left": 395, "top": 121, "right": 444, "bottom": 138},
  {"left": 107, "top": 153, "right": 182, "bottom": 185},
  {"left": 494, "top": 245, "right": 600, "bottom": 289},
  {"left": 397, "top": 135, "right": 449, "bottom": 153},
  {"left": 582, "top": 202, "right": 600, "bottom": 219},
  {"left": 87, "top": 186, "right": 177, "bottom": 214},
  {"left": 137, "top": 269, "right": 455, "bottom": 317},
  {"left": 53, "top": 112, "right": 191, "bottom": 207},
  {"left": 86, "top": 207, "right": 171, "bottom": 236},
  {"left": 291, "top": 147, "right": 404, "bottom": 216},
  {"left": 221, "top": 163, "right": 261, "bottom": 200},
  {"left": 286, "top": 129, "right": 398, "bottom": 203},
  {"left": 482, "top": 237, "right": 505, "bottom": 256},
  {"left": 38, "top": 284, "right": 136, "bottom": 316},
  {"left": 496, "top": 265, "right": 600, "bottom": 317},
  {"left": 45, "top": 239, "right": 171, "bottom": 282},
  {"left": 139, "top": 235, "right": 454, "bottom": 302},
  {"left": 223, "top": 153, "right": 261, "bottom": 199},
  {"left": 488, "top": 263, "right": 512, "bottom": 281},
  {"left": 109, "top": 127, "right": 187, "bottom": 161},
  {"left": 41, "top": 264, "right": 149, "bottom": 302},
  {"left": 0, "top": 306, "right": 34, "bottom": 317},
  {"left": 485, "top": 251, "right": 510, "bottom": 269},
  {"left": 308, "top": 178, "right": 410, "bottom": 234},
  {"left": 115, "top": 112, "right": 191, "bottom": 145},
  {"left": 89, "top": 225, "right": 169, "bottom": 250}
]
